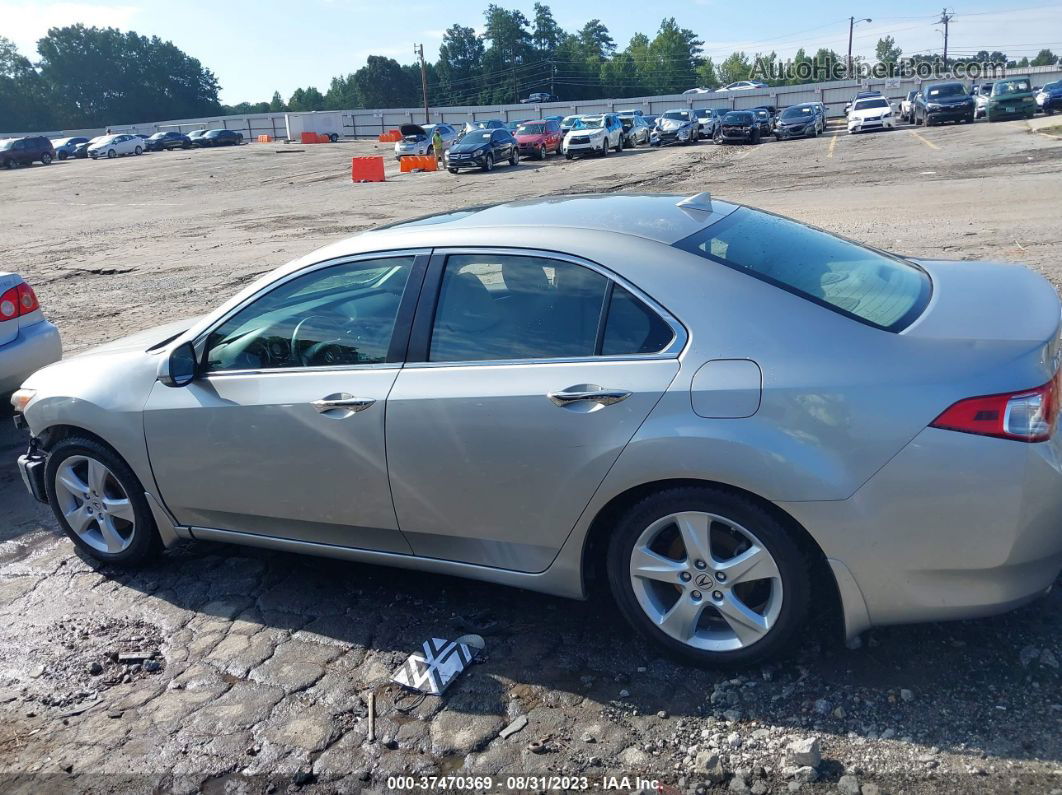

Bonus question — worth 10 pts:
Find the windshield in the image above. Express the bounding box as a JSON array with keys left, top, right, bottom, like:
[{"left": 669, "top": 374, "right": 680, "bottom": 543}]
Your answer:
[
  {"left": 722, "top": 112, "right": 752, "bottom": 124},
  {"left": 462, "top": 130, "right": 492, "bottom": 144},
  {"left": 562, "top": 116, "right": 581, "bottom": 126},
  {"left": 662, "top": 111, "right": 689, "bottom": 121},
  {"left": 673, "top": 207, "right": 930, "bottom": 331},
  {"left": 580, "top": 116, "right": 604, "bottom": 127},
  {"left": 781, "top": 106, "right": 813, "bottom": 119},
  {"left": 994, "top": 79, "right": 1031, "bottom": 95},
  {"left": 1045, "top": 82, "right": 1061, "bottom": 91},
  {"left": 853, "top": 98, "right": 890, "bottom": 110},
  {"left": 927, "top": 84, "right": 965, "bottom": 98},
  {"left": 0, "top": 139, "right": 13, "bottom": 150},
  {"left": 516, "top": 123, "right": 545, "bottom": 135},
  {"left": 93, "top": 135, "right": 118, "bottom": 145},
  {"left": 148, "top": 133, "right": 165, "bottom": 139}
]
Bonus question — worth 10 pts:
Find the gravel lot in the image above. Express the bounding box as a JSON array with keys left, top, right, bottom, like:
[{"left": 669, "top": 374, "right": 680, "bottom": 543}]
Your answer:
[{"left": 1, "top": 117, "right": 1061, "bottom": 794}]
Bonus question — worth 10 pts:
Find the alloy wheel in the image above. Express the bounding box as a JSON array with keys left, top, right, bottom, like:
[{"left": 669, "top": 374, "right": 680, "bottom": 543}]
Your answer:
[
  {"left": 628, "top": 511, "right": 783, "bottom": 652},
  {"left": 53, "top": 455, "right": 136, "bottom": 554}
]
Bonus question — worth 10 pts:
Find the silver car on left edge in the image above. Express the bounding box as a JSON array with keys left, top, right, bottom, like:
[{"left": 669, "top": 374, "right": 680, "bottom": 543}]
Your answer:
[{"left": 12, "top": 193, "right": 1062, "bottom": 667}]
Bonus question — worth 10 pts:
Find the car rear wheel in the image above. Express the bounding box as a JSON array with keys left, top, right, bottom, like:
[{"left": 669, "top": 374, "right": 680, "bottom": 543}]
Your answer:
[
  {"left": 40, "top": 153, "right": 52, "bottom": 165},
  {"left": 607, "top": 486, "right": 810, "bottom": 667},
  {"left": 45, "top": 437, "right": 162, "bottom": 566},
  {"left": 134, "top": 145, "right": 143, "bottom": 155},
  {"left": 329, "top": 134, "right": 339, "bottom": 143}
]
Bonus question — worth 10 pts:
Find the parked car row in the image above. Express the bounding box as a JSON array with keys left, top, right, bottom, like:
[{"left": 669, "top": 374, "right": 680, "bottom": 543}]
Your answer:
[{"left": 0, "top": 128, "right": 247, "bottom": 170}]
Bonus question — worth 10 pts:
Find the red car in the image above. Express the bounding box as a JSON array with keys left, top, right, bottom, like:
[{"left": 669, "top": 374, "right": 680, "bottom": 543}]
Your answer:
[{"left": 513, "top": 119, "right": 562, "bottom": 160}]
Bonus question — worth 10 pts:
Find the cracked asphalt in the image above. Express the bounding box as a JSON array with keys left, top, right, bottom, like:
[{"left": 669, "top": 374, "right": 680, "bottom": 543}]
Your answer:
[{"left": 1, "top": 116, "right": 1061, "bottom": 794}]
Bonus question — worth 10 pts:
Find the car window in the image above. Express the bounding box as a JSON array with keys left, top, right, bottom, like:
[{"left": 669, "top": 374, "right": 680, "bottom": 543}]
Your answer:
[
  {"left": 204, "top": 256, "right": 415, "bottom": 372},
  {"left": 673, "top": 207, "right": 930, "bottom": 331},
  {"left": 602, "top": 286, "right": 674, "bottom": 355},
  {"left": 429, "top": 254, "right": 608, "bottom": 362},
  {"left": 994, "top": 79, "right": 1030, "bottom": 94},
  {"left": 927, "top": 84, "right": 965, "bottom": 98}
]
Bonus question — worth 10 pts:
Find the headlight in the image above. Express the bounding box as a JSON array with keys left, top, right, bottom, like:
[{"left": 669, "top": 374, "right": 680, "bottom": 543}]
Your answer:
[
  {"left": 11, "top": 389, "right": 36, "bottom": 413},
  {"left": 927, "top": 103, "right": 941, "bottom": 110}
]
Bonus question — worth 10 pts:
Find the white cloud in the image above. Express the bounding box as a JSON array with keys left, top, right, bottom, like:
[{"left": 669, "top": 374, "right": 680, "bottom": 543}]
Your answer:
[{"left": 0, "top": 2, "right": 140, "bottom": 56}]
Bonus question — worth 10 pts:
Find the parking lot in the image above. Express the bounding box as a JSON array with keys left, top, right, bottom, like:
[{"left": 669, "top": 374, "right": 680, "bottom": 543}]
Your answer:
[{"left": 1, "top": 115, "right": 1061, "bottom": 793}]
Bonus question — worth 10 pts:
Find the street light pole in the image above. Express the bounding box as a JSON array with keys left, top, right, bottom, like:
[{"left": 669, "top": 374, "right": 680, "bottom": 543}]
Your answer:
[
  {"left": 415, "top": 43, "right": 429, "bottom": 124},
  {"left": 847, "top": 17, "right": 872, "bottom": 79}
]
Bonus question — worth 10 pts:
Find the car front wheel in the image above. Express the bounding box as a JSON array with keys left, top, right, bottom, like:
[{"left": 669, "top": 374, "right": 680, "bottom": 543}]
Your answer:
[
  {"left": 107, "top": 149, "right": 117, "bottom": 158},
  {"left": 509, "top": 147, "right": 519, "bottom": 165},
  {"left": 45, "top": 436, "right": 162, "bottom": 566},
  {"left": 482, "top": 154, "right": 493, "bottom": 172},
  {"left": 607, "top": 486, "right": 810, "bottom": 667}
]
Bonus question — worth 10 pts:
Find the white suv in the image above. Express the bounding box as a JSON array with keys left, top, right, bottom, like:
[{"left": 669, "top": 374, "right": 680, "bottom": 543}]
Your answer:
[{"left": 562, "top": 113, "right": 624, "bottom": 159}]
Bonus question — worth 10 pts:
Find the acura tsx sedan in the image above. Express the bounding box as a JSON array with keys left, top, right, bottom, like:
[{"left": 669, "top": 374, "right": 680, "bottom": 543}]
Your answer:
[{"left": 12, "top": 193, "right": 1062, "bottom": 666}]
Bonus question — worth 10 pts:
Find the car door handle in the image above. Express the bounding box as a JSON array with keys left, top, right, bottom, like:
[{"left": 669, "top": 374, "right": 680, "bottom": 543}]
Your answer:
[
  {"left": 311, "top": 396, "right": 376, "bottom": 413},
  {"left": 547, "top": 386, "right": 631, "bottom": 407}
]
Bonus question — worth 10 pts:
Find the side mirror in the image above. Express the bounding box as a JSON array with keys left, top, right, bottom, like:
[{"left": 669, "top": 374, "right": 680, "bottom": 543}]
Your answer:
[{"left": 159, "top": 341, "right": 198, "bottom": 388}]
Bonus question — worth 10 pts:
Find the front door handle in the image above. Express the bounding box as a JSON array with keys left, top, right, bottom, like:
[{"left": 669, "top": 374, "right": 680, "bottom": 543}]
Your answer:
[
  {"left": 312, "top": 394, "right": 376, "bottom": 414},
  {"left": 547, "top": 385, "right": 631, "bottom": 408}
]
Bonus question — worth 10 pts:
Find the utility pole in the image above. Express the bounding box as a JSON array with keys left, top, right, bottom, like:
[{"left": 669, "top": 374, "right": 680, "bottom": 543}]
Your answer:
[
  {"left": 847, "top": 16, "right": 872, "bottom": 79},
  {"left": 550, "top": 61, "right": 555, "bottom": 99},
  {"left": 937, "top": 8, "right": 955, "bottom": 72},
  {"left": 414, "top": 43, "right": 429, "bottom": 123}
]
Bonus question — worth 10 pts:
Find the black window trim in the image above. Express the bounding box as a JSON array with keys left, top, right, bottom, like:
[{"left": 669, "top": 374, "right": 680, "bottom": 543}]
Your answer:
[
  {"left": 403, "top": 246, "right": 688, "bottom": 367},
  {"left": 672, "top": 207, "right": 932, "bottom": 333},
  {"left": 190, "top": 248, "right": 430, "bottom": 378}
]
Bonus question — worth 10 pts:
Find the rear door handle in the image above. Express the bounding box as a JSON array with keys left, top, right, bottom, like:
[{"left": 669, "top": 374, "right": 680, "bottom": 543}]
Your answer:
[
  {"left": 312, "top": 394, "right": 376, "bottom": 414},
  {"left": 547, "top": 386, "right": 631, "bottom": 407}
]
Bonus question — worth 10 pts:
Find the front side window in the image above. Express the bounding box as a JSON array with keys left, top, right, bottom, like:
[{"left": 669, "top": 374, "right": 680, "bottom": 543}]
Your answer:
[
  {"left": 673, "top": 208, "right": 930, "bottom": 331},
  {"left": 205, "top": 256, "right": 414, "bottom": 372}
]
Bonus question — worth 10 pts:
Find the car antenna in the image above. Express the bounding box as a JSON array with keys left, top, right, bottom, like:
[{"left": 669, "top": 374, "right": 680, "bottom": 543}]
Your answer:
[{"left": 676, "top": 192, "right": 713, "bottom": 212}]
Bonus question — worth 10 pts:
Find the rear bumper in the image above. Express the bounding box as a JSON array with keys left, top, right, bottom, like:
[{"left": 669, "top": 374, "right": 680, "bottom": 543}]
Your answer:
[
  {"left": 782, "top": 427, "right": 1062, "bottom": 638},
  {"left": 0, "top": 320, "right": 62, "bottom": 395}
]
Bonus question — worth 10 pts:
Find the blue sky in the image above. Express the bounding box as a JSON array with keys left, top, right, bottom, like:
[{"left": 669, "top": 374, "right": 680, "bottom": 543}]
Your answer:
[{"left": 3, "top": 0, "right": 1059, "bottom": 102}]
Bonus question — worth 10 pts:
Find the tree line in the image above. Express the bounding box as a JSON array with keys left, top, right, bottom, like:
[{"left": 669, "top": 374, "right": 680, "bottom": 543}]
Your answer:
[{"left": 2, "top": 9, "right": 1059, "bottom": 132}]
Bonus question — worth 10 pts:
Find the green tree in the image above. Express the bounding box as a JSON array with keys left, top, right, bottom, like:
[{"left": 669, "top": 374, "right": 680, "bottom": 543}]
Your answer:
[
  {"left": 875, "top": 35, "right": 902, "bottom": 75},
  {"left": 480, "top": 4, "right": 532, "bottom": 104},
  {"left": 718, "top": 51, "right": 752, "bottom": 85},
  {"left": 36, "top": 25, "right": 220, "bottom": 127},
  {"left": 288, "top": 86, "right": 325, "bottom": 111},
  {"left": 1031, "top": 49, "right": 1058, "bottom": 66},
  {"left": 325, "top": 75, "right": 358, "bottom": 109},
  {"left": 436, "top": 24, "right": 484, "bottom": 105},
  {"left": 531, "top": 3, "right": 563, "bottom": 55},
  {"left": 353, "top": 55, "right": 416, "bottom": 108},
  {"left": 268, "top": 91, "right": 286, "bottom": 112},
  {"left": 0, "top": 36, "right": 54, "bottom": 131},
  {"left": 646, "top": 18, "right": 703, "bottom": 93},
  {"left": 695, "top": 57, "right": 718, "bottom": 89}
]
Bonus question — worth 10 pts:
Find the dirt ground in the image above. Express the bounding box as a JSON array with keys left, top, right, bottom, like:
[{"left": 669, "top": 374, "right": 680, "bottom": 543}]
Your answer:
[{"left": 1, "top": 117, "right": 1061, "bottom": 794}]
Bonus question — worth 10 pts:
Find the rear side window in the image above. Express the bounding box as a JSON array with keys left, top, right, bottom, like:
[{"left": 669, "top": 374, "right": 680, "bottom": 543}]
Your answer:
[
  {"left": 602, "top": 286, "right": 674, "bottom": 355},
  {"left": 673, "top": 208, "right": 930, "bottom": 331}
]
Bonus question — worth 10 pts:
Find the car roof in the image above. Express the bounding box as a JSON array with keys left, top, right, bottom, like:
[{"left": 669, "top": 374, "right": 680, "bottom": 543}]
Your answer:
[{"left": 361, "top": 194, "right": 742, "bottom": 247}]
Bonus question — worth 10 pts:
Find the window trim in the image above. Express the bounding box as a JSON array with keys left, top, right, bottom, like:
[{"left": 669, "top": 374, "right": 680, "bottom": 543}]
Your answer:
[
  {"left": 404, "top": 246, "right": 687, "bottom": 369},
  {"left": 192, "top": 248, "right": 431, "bottom": 378}
]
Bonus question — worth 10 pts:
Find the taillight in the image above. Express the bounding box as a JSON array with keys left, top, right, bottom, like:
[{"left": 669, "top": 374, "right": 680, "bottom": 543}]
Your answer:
[
  {"left": 930, "top": 376, "right": 1059, "bottom": 442},
  {"left": 0, "top": 287, "right": 18, "bottom": 321},
  {"left": 16, "top": 282, "right": 39, "bottom": 314}
]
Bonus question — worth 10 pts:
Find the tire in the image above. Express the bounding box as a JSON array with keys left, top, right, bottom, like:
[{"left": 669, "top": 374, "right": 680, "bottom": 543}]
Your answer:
[
  {"left": 538, "top": 144, "right": 546, "bottom": 160},
  {"left": 614, "top": 135, "right": 623, "bottom": 153},
  {"left": 482, "top": 154, "right": 493, "bottom": 172},
  {"left": 107, "top": 149, "right": 117, "bottom": 159},
  {"left": 752, "top": 130, "right": 760, "bottom": 145},
  {"left": 44, "top": 436, "right": 161, "bottom": 566},
  {"left": 1045, "top": 108, "right": 1054, "bottom": 117},
  {"left": 58, "top": 151, "right": 68, "bottom": 161},
  {"left": 329, "top": 133, "right": 339, "bottom": 143},
  {"left": 448, "top": 168, "right": 458, "bottom": 174},
  {"left": 134, "top": 145, "right": 143, "bottom": 155},
  {"left": 775, "top": 134, "right": 783, "bottom": 142},
  {"left": 808, "top": 126, "right": 817, "bottom": 139},
  {"left": 600, "top": 142, "right": 608, "bottom": 157},
  {"left": 40, "top": 153, "right": 52, "bottom": 165},
  {"left": 564, "top": 152, "right": 573, "bottom": 160},
  {"left": 3, "top": 158, "right": 13, "bottom": 169},
  {"left": 509, "top": 147, "right": 518, "bottom": 166},
  {"left": 606, "top": 486, "right": 811, "bottom": 667}
]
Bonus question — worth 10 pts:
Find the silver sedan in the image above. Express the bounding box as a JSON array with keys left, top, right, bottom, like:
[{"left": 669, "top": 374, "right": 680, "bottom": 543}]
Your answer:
[{"left": 12, "top": 193, "right": 1062, "bottom": 666}]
